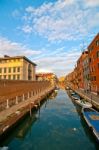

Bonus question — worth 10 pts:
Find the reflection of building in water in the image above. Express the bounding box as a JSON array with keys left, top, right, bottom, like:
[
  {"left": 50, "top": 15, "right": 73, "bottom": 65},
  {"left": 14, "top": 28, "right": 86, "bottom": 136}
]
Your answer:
[
  {"left": 16, "top": 114, "right": 37, "bottom": 139},
  {"left": 49, "top": 91, "right": 58, "bottom": 99}
]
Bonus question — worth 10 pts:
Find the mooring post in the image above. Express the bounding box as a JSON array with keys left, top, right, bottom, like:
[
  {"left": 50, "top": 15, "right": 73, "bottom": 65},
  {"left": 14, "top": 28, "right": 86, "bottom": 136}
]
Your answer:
[
  {"left": 6, "top": 99, "right": 9, "bottom": 109},
  {"left": 16, "top": 96, "right": 18, "bottom": 104},
  {"left": 28, "top": 92, "right": 29, "bottom": 99},
  {"left": 23, "top": 94, "right": 24, "bottom": 101}
]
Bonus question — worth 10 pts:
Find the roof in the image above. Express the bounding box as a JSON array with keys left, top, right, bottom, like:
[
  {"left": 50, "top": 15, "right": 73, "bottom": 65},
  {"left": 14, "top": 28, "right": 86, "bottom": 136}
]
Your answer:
[
  {"left": 0, "top": 55, "right": 37, "bottom": 66},
  {"left": 87, "top": 33, "right": 99, "bottom": 49}
]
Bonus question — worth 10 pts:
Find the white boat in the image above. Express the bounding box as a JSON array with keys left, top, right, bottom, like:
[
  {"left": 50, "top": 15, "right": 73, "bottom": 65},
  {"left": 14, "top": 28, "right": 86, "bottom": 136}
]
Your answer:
[{"left": 75, "top": 99, "right": 92, "bottom": 108}]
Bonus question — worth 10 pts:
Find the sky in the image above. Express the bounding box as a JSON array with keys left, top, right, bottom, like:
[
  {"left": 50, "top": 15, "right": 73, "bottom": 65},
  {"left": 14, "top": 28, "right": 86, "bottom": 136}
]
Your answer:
[{"left": 0, "top": 0, "right": 99, "bottom": 77}]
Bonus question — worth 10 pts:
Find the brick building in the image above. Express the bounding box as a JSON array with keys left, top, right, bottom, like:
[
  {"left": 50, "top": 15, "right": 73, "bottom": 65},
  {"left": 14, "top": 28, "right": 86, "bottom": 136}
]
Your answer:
[
  {"left": 83, "top": 54, "right": 90, "bottom": 92},
  {"left": 88, "top": 33, "right": 99, "bottom": 94},
  {"left": 36, "top": 73, "right": 58, "bottom": 86},
  {"left": 77, "top": 51, "right": 88, "bottom": 89}
]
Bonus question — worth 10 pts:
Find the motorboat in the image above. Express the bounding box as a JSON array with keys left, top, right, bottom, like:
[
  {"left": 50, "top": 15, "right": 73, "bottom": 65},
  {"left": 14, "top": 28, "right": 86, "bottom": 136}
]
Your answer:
[
  {"left": 74, "top": 99, "right": 92, "bottom": 108},
  {"left": 82, "top": 107, "right": 99, "bottom": 142}
]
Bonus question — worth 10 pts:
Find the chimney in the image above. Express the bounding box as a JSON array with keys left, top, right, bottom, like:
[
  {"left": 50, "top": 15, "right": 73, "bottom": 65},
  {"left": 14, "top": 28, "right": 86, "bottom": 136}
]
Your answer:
[{"left": 4, "top": 55, "right": 10, "bottom": 58}]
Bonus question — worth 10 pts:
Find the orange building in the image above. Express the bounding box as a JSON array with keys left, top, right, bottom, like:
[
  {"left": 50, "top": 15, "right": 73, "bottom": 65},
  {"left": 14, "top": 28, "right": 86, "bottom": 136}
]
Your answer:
[
  {"left": 77, "top": 51, "right": 88, "bottom": 89},
  {"left": 65, "top": 70, "right": 77, "bottom": 90},
  {"left": 36, "top": 73, "right": 58, "bottom": 86},
  {"left": 88, "top": 33, "right": 99, "bottom": 95},
  {"left": 83, "top": 54, "right": 90, "bottom": 92}
]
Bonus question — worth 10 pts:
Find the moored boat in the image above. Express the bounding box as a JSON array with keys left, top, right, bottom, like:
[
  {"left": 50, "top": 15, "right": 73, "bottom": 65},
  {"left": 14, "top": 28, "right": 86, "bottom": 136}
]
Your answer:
[
  {"left": 75, "top": 99, "right": 92, "bottom": 108},
  {"left": 71, "top": 93, "right": 80, "bottom": 100},
  {"left": 82, "top": 107, "right": 99, "bottom": 141}
]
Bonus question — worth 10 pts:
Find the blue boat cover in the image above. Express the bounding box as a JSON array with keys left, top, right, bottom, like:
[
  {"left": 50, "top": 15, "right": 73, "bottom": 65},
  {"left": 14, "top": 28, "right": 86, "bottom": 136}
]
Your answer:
[{"left": 84, "top": 111, "right": 99, "bottom": 132}]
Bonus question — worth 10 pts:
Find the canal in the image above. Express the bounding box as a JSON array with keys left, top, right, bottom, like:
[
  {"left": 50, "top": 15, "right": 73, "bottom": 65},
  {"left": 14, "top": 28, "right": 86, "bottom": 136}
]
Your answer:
[{"left": 0, "top": 90, "right": 99, "bottom": 150}]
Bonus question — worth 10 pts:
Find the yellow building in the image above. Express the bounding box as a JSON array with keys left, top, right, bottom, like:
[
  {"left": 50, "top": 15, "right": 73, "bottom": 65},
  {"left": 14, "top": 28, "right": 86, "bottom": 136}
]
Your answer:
[{"left": 0, "top": 55, "right": 36, "bottom": 80}]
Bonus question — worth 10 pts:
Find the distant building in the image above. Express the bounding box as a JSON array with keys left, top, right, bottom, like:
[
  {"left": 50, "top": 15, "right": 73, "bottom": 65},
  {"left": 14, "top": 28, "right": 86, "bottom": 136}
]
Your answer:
[
  {"left": 0, "top": 55, "right": 36, "bottom": 80},
  {"left": 36, "top": 73, "right": 58, "bottom": 86}
]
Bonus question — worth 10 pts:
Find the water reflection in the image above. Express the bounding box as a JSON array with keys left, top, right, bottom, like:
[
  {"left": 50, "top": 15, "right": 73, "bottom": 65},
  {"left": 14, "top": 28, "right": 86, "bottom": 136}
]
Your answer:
[
  {"left": 16, "top": 114, "right": 37, "bottom": 139},
  {"left": 48, "top": 90, "right": 58, "bottom": 100},
  {"left": 0, "top": 90, "right": 99, "bottom": 150},
  {"left": 0, "top": 111, "right": 38, "bottom": 146}
]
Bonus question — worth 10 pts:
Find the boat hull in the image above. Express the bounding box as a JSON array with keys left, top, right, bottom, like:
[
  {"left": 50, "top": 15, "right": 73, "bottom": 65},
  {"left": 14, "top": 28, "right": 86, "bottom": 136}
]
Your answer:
[
  {"left": 82, "top": 107, "right": 99, "bottom": 142},
  {"left": 75, "top": 100, "right": 92, "bottom": 108}
]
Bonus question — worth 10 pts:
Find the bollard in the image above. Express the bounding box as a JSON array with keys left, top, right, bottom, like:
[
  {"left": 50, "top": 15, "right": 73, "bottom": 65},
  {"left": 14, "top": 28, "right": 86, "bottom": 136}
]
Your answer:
[
  {"left": 16, "top": 96, "right": 18, "bottom": 104},
  {"left": 28, "top": 92, "right": 29, "bottom": 99},
  {"left": 23, "top": 94, "right": 25, "bottom": 101},
  {"left": 6, "top": 99, "right": 9, "bottom": 109}
]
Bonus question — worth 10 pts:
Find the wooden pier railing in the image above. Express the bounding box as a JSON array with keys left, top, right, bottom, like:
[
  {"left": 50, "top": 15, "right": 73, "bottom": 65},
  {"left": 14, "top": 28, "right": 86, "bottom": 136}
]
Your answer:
[{"left": 0, "top": 80, "right": 54, "bottom": 113}]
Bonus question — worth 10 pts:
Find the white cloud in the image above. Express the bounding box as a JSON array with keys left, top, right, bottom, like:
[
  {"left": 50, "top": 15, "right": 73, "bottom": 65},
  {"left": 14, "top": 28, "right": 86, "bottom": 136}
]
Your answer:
[
  {"left": 84, "top": 0, "right": 99, "bottom": 7},
  {"left": 22, "top": 25, "right": 33, "bottom": 33},
  {"left": 35, "top": 47, "right": 81, "bottom": 76},
  {"left": 21, "top": 0, "right": 99, "bottom": 42},
  {"left": 0, "top": 37, "right": 41, "bottom": 57},
  {"left": 37, "top": 68, "right": 53, "bottom": 73}
]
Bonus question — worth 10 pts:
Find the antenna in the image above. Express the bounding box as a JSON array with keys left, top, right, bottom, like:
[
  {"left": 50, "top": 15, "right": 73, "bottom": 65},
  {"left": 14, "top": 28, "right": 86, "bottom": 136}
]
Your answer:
[{"left": 81, "top": 40, "right": 86, "bottom": 53}]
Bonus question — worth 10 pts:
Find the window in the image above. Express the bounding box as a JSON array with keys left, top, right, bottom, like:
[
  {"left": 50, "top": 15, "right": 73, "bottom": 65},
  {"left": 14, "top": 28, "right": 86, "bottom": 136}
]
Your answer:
[
  {"left": 9, "top": 68, "right": 11, "bottom": 73},
  {"left": 8, "top": 75, "right": 11, "bottom": 80},
  {"left": 98, "top": 63, "right": 99, "bottom": 69},
  {"left": 0, "top": 68, "right": 2, "bottom": 73},
  {"left": 17, "top": 75, "right": 20, "bottom": 80},
  {"left": 96, "top": 51, "right": 99, "bottom": 58},
  {"left": 89, "top": 58, "right": 91, "bottom": 62},
  {"left": 13, "top": 75, "right": 16, "bottom": 80},
  {"left": 4, "top": 75, "right": 6, "bottom": 79},
  {"left": 17, "top": 67, "right": 20, "bottom": 72},
  {"left": 96, "top": 40, "right": 99, "bottom": 46},
  {"left": 88, "top": 46, "right": 93, "bottom": 52},
  {"left": 4, "top": 68, "right": 6, "bottom": 73},
  {"left": 13, "top": 67, "right": 16, "bottom": 72},
  {"left": 94, "top": 76, "right": 96, "bottom": 81}
]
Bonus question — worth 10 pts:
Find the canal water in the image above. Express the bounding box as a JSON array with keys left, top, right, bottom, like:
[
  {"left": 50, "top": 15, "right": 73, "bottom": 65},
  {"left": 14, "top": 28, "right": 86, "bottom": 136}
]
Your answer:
[{"left": 0, "top": 90, "right": 99, "bottom": 150}]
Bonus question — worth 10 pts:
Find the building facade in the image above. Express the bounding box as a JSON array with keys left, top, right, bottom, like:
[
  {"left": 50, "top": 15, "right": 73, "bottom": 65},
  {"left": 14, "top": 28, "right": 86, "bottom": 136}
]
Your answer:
[
  {"left": 0, "top": 55, "right": 36, "bottom": 81},
  {"left": 88, "top": 33, "right": 99, "bottom": 94},
  {"left": 65, "top": 33, "right": 99, "bottom": 96},
  {"left": 77, "top": 51, "right": 88, "bottom": 89},
  {"left": 83, "top": 54, "right": 90, "bottom": 92},
  {"left": 36, "top": 73, "right": 58, "bottom": 86}
]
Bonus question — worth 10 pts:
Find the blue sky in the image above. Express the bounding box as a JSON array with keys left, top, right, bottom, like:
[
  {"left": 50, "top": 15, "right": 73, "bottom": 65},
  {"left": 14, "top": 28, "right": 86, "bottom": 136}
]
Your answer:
[{"left": 0, "top": 0, "right": 99, "bottom": 77}]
